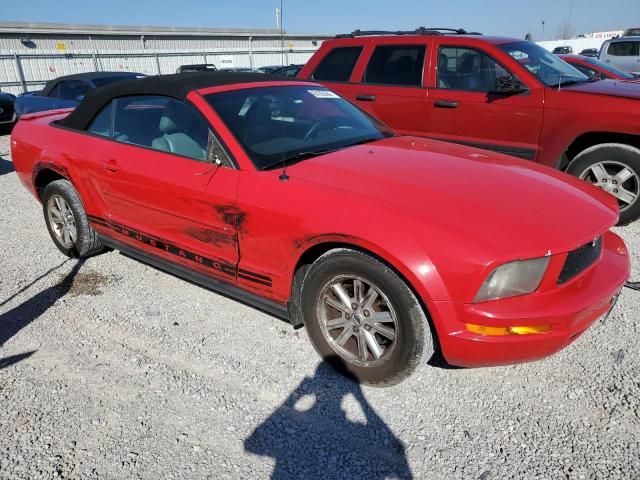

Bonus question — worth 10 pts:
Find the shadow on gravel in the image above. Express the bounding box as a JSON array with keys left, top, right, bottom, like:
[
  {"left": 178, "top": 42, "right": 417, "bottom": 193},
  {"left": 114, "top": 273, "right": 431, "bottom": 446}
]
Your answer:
[
  {"left": 0, "top": 260, "right": 84, "bottom": 367},
  {"left": 0, "top": 154, "right": 13, "bottom": 176},
  {"left": 245, "top": 361, "right": 413, "bottom": 480},
  {"left": 0, "top": 351, "right": 35, "bottom": 370}
]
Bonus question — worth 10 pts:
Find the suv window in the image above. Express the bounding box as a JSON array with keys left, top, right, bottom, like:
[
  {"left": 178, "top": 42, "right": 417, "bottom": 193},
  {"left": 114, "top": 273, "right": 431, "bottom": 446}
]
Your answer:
[
  {"left": 438, "top": 47, "right": 512, "bottom": 92},
  {"left": 87, "top": 96, "right": 213, "bottom": 162},
  {"left": 312, "top": 47, "right": 363, "bottom": 82},
  {"left": 607, "top": 41, "right": 639, "bottom": 57},
  {"left": 363, "top": 45, "right": 425, "bottom": 86}
]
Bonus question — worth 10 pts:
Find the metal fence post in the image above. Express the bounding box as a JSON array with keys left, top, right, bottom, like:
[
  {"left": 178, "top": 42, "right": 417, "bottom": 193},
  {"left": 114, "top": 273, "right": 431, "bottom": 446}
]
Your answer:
[
  {"left": 249, "top": 36, "right": 254, "bottom": 68},
  {"left": 14, "top": 54, "right": 27, "bottom": 93},
  {"left": 154, "top": 52, "right": 161, "bottom": 75}
]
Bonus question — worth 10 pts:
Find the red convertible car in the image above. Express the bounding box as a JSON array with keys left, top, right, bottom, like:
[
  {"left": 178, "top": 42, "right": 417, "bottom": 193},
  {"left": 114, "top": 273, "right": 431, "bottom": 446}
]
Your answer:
[{"left": 11, "top": 73, "right": 629, "bottom": 385}]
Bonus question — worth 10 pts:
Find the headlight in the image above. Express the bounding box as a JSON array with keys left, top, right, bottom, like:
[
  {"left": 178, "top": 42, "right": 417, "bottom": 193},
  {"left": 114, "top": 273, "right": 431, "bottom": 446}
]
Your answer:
[{"left": 474, "top": 257, "right": 550, "bottom": 303}]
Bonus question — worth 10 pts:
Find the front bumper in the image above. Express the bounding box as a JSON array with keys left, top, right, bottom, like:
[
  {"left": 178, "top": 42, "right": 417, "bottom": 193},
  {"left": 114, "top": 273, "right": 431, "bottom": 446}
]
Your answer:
[{"left": 427, "top": 231, "right": 629, "bottom": 367}]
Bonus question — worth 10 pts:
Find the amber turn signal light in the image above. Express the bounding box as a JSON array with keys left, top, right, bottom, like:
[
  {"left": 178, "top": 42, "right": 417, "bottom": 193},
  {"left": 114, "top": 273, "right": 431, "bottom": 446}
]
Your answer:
[{"left": 465, "top": 323, "right": 551, "bottom": 336}]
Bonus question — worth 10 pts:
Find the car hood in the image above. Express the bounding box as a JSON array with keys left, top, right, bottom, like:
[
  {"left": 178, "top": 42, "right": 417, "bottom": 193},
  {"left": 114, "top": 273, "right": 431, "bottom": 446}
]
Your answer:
[
  {"left": 287, "top": 137, "right": 618, "bottom": 258},
  {"left": 562, "top": 79, "right": 640, "bottom": 99}
]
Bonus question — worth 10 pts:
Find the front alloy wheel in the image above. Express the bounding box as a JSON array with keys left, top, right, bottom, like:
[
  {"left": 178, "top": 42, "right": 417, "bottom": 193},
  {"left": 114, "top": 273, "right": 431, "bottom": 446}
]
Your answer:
[
  {"left": 302, "top": 249, "right": 435, "bottom": 386},
  {"left": 317, "top": 275, "right": 399, "bottom": 367}
]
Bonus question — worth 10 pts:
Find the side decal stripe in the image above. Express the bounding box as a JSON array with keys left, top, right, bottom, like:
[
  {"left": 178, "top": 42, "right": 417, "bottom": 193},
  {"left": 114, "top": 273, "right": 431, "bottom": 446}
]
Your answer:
[{"left": 86, "top": 214, "right": 272, "bottom": 286}]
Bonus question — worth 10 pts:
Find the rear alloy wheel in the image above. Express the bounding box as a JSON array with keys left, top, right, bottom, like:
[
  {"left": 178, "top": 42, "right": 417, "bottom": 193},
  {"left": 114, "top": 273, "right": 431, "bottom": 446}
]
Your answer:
[
  {"left": 568, "top": 143, "right": 640, "bottom": 225},
  {"left": 42, "top": 179, "right": 105, "bottom": 258},
  {"left": 302, "top": 249, "right": 434, "bottom": 386}
]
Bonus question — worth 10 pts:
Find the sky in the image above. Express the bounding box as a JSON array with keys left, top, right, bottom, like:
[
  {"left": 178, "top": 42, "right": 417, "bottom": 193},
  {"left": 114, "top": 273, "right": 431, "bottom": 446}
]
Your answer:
[{"left": 2, "top": 0, "right": 639, "bottom": 40}]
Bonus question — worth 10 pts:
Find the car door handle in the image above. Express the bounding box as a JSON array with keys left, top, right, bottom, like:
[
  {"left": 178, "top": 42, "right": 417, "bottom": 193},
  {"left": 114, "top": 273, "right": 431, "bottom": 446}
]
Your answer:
[
  {"left": 356, "top": 94, "right": 376, "bottom": 102},
  {"left": 101, "top": 159, "right": 121, "bottom": 172},
  {"left": 434, "top": 100, "right": 459, "bottom": 109}
]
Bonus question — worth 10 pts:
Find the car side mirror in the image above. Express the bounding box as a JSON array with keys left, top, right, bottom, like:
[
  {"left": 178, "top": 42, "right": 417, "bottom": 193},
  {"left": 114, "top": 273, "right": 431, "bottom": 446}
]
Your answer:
[{"left": 492, "top": 75, "right": 526, "bottom": 94}]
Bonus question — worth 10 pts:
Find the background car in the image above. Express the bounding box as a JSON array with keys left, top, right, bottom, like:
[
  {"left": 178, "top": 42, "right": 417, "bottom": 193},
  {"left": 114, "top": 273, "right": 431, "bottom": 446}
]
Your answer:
[
  {"left": 579, "top": 48, "right": 599, "bottom": 57},
  {"left": 10, "top": 72, "right": 629, "bottom": 385},
  {"left": 219, "top": 67, "right": 264, "bottom": 73},
  {"left": 599, "top": 36, "right": 640, "bottom": 74},
  {"left": 0, "top": 91, "right": 16, "bottom": 131},
  {"left": 552, "top": 46, "right": 573, "bottom": 54},
  {"left": 14, "top": 71, "right": 146, "bottom": 118},
  {"left": 258, "top": 64, "right": 304, "bottom": 77},
  {"left": 176, "top": 64, "right": 217, "bottom": 73},
  {"left": 623, "top": 27, "right": 640, "bottom": 37},
  {"left": 559, "top": 54, "right": 640, "bottom": 81}
]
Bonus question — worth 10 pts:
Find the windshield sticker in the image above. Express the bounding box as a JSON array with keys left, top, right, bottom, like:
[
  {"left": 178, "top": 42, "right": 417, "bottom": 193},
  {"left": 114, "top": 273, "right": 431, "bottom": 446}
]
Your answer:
[{"left": 307, "top": 89, "right": 340, "bottom": 99}]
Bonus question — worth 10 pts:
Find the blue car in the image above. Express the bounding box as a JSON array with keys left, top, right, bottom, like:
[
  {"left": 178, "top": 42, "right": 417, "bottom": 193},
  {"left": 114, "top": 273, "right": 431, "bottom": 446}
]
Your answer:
[{"left": 15, "top": 71, "right": 145, "bottom": 118}]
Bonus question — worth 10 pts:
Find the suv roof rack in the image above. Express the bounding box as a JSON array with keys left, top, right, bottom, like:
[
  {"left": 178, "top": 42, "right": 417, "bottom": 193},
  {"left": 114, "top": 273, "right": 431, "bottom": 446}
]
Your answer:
[{"left": 335, "top": 27, "right": 482, "bottom": 39}]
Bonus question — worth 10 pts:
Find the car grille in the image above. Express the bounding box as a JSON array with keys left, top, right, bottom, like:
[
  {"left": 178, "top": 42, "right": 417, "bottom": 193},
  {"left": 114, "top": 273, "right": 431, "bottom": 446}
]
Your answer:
[
  {"left": 557, "top": 237, "right": 602, "bottom": 285},
  {"left": 0, "top": 102, "right": 14, "bottom": 122}
]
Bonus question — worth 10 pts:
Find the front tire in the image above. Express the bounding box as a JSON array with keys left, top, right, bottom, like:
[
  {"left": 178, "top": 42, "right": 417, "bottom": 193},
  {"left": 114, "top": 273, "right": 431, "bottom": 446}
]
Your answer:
[
  {"left": 301, "top": 248, "right": 434, "bottom": 387},
  {"left": 42, "top": 179, "right": 104, "bottom": 258},
  {"left": 567, "top": 143, "right": 640, "bottom": 225}
]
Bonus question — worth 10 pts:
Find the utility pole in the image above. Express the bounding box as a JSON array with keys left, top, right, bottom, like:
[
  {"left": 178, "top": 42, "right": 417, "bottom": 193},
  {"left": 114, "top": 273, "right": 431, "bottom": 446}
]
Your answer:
[
  {"left": 541, "top": 20, "right": 546, "bottom": 41},
  {"left": 568, "top": 0, "right": 575, "bottom": 30}
]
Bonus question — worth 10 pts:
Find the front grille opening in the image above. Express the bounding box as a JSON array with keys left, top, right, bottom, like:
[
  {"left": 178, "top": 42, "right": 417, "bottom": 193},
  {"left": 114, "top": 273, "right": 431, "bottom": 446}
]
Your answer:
[{"left": 558, "top": 237, "right": 602, "bottom": 285}]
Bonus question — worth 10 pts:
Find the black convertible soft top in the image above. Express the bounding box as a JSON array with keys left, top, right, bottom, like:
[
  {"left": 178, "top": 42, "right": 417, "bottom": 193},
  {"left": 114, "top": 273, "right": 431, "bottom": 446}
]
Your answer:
[{"left": 58, "top": 72, "right": 294, "bottom": 131}]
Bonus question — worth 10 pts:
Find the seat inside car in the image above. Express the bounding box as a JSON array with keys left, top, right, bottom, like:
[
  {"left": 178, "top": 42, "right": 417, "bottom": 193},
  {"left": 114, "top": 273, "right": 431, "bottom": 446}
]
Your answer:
[{"left": 152, "top": 101, "right": 206, "bottom": 160}]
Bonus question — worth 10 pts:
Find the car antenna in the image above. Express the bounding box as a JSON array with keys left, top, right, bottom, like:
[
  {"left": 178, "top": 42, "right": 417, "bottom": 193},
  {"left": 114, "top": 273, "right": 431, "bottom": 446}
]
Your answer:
[
  {"left": 557, "top": 72, "right": 563, "bottom": 91},
  {"left": 278, "top": 0, "right": 289, "bottom": 182}
]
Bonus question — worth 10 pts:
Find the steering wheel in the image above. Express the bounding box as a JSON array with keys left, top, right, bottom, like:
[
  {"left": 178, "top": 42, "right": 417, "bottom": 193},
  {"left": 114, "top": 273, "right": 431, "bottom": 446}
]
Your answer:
[{"left": 303, "top": 118, "right": 339, "bottom": 141}]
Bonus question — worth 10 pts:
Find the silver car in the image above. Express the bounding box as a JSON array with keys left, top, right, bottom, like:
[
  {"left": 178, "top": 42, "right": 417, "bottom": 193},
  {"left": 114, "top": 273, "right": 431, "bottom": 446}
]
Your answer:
[{"left": 599, "top": 37, "right": 640, "bottom": 74}]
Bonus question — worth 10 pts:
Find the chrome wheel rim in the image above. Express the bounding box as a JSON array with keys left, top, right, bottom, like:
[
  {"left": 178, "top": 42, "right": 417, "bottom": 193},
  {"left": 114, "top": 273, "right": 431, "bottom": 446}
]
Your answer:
[
  {"left": 316, "top": 275, "right": 399, "bottom": 367},
  {"left": 580, "top": 160, "right": 639, "bottom": 212},
  {"left": 47, "top": 195, "right": 77, "bottom": 248}
]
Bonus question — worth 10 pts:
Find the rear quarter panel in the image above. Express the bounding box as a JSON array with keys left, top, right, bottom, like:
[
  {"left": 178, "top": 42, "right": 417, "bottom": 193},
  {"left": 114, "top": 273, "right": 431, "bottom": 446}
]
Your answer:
[{"left": 11, "top": 112, "right": 104, "bottom": 217}]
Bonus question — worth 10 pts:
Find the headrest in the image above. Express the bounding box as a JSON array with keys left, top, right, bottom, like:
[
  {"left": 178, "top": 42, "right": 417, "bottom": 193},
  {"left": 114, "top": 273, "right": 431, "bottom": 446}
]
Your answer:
[{"left": 158, "top": 101, "right": 194, "bottom": 133}]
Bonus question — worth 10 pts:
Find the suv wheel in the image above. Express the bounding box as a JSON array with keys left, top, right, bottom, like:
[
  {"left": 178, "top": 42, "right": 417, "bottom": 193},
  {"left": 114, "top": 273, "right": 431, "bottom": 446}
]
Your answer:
[
  {"left": 567, "top": 143, "right": 640, "bottom": 225},
  {"left": 301, "top": 248, "right": 435, "bottom": 386},
  {"left": 42, "top": 179, "right": 104, "bottom": 258}
]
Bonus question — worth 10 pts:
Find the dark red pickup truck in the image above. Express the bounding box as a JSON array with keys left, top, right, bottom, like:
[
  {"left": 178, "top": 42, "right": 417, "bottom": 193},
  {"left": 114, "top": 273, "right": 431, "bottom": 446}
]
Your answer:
[{"left": 299, "top": 28, "right": 640, "bottom": 224}]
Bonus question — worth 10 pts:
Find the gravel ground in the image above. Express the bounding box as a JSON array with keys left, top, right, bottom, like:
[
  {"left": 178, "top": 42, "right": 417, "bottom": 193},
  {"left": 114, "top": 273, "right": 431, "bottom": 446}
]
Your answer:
[{"left": 0, "top": 132, "right": 639, "bottom": 480}]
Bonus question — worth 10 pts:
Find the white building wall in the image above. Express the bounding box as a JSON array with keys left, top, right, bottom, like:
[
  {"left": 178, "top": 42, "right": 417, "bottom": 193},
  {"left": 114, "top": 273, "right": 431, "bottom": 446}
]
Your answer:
[{"left": 0, "top": 24, "right": 327, "bottom": 94}]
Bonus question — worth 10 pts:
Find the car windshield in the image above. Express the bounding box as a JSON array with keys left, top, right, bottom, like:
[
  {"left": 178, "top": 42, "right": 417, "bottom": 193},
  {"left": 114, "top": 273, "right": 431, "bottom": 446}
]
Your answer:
[
  {"left": 500, "top": 41, "right": 589, "bottom": 87},
  {"left": 584, "top": 57, "right": 636, "bottom": 79},
  {"left": 206, "top": 85, "right": 393, "bottom": 170}
]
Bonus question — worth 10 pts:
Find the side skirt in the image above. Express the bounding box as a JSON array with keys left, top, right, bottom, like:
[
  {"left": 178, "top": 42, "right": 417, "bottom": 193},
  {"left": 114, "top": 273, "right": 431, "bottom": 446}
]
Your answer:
[{"left": 98, "top": 234, "right": 290, "bottom": 322}]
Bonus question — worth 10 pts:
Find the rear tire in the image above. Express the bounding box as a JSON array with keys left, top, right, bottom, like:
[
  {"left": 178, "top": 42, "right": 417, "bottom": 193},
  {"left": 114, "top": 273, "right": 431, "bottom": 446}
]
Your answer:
[
  {"left": 301, "top": 248, "right": 434, "bottom": 387},
  {"left": 567, "top": 143, "right": 640, "bottom": 225},
  {"left": 42, "top": 179, "right": 104, "bottom": 258}
]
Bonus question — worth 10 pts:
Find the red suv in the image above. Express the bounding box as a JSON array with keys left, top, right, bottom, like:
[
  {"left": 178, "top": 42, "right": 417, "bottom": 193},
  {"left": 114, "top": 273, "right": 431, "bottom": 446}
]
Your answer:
[{"left": 299, "top": 28, "right": 640, "bottom": 224}]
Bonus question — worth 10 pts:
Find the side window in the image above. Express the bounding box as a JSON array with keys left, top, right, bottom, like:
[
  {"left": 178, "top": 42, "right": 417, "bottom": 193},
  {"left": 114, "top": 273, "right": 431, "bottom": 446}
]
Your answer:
[
  {"left": 312, "top": 47, "right": 363, "bottom": 82},
  {"left": 438, "top": 47, "right": 514, "bottom": 92},
  {"left": 87, "top": 102, "right": 114, "bottom": 137},
  {"left": 607, "top": 41, "right": 638, "bottom": 57},
  {"left": 58, "top": 80, "right": 91, "bottom": 101},
  {"left": 364, "top": 45, "right": 426, "bottom": 86},
  {"left": 109, "top": 96, "right": 212, "bottom": 162}
]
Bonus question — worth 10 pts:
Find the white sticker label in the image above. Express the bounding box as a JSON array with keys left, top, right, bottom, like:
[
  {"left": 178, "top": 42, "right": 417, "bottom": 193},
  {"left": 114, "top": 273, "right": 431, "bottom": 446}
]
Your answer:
[{"left": 307, "top": 89, "right": 340, "bottom": 99}]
